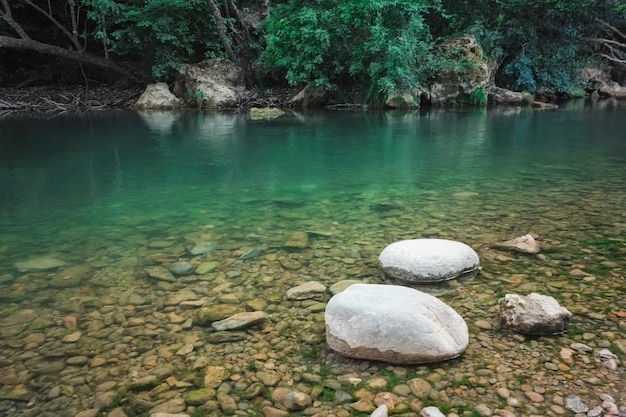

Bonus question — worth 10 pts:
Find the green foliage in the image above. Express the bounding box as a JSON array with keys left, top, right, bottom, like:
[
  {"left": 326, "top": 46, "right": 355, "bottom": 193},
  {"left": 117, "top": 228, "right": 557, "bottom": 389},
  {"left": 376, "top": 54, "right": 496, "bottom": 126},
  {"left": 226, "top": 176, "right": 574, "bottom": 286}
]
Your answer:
[
  {"left": 469, "top": 86, "right": 487, "bottom": 106},
  {"left": 260, "top": 0, "right": 444, "bottom": 101},
  {"left": 110, "top": 0, "right": 223, "bottom": 79},
  {"left": 442, "top": 0, "right": 610, "bottom": 93}
]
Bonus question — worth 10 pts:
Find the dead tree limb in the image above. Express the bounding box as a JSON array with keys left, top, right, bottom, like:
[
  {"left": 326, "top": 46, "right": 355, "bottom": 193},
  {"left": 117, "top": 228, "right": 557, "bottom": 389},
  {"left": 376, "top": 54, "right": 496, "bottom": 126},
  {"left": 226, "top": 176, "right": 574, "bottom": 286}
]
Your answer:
[{"left": 0, "top": 36, "right": 140, "bottom": 82}]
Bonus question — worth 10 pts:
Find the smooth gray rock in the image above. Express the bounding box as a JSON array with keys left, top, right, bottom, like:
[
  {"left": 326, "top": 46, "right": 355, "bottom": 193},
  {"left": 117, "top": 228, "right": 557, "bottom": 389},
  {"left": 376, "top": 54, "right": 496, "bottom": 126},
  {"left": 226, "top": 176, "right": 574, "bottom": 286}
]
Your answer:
[
  {"left": 379, "top": 239, "right": 479, "bottom": 283},
  {"left": 325, "top": 284, "right": 469, "bottom": 364},
  {"left": 498, "top": 293, "right": 571, "bottom": 335}
]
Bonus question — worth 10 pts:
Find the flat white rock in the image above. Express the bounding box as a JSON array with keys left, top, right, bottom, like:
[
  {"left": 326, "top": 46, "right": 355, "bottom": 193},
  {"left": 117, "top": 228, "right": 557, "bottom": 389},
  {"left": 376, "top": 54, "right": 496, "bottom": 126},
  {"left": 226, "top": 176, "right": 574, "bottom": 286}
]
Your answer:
[
  {"left": 325, "top": 284, "right": 469, "bottom": 364},
  {"left": 15, "top": 256, "right": 67, "bottom": 272},
  {"left": 379, "top": 239, "right": 479, "bottom": 283}
]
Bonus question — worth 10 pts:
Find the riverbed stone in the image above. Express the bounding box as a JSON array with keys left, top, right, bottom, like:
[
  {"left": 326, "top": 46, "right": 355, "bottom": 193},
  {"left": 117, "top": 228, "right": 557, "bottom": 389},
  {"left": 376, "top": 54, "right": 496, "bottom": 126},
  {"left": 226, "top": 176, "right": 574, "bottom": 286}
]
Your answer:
[
  {"left": 184, "top": 388, "right": 216, "bottom": 405},
  {"left": 498, "top": 293, "right": 572, "bottom": 335},
  {"left": 15, "top": 256, "right": 66, "bottom": 272},
  {"left": 495, "top": 234, "right": 541, "bottom": 254},
  {"left": 195, "top": 261, "right": 219, "bottom": 274},
  {"left": 190, "top": 242, "right": 215, "bottom": 255},
  {"left": 194, "top": 304, "right": 240, "bottom": 325},
  {"left": 146, "top": 266, "right": 176, "bottom": 282},
  {"left": 329, "top": 280, "right": 363, "bottom": 295},
  {"left": 271, "top": 387, "right": 312, "bottom": 410},
  {"left": 165, "top": 289, "right": 198, "bottom": 306},
  {"left": 49, "top": 265, "right": 91, "bottom": 288},
  {"left": 166, "top": 262, "right": 196, "bottom": 276},
  {"left": 325, "top": 284, "right": 469, "bottom": 364},
  {"left": 204, "top": 366, "right": 228, "bottom": 388},
  {"left": 250, "top": 107, "right": 285, "bottom": 120},
  {"left": 211, "top": 311, "right": 268, "bottom": 331},
  {"left": 286, "top": 281, "right": 326, "bottom": 300},
  {"left": 378, "top": 239, "right": 480, "bottom": 283},
  {"left": 284, "top": 231, "right": 309, "bottom": 249}
]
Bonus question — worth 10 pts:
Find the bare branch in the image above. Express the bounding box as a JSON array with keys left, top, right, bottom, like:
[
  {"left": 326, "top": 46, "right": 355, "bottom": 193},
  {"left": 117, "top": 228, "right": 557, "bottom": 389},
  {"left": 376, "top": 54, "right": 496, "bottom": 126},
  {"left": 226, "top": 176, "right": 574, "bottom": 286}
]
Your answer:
[
  {"left": 596, "top": 18, "right": 626, "bottom": 42},
  {"left": 0, "top": 0, "right": 31, "bottom": 40},
  {"left": 0, "top": 35, "right": 140, "bottom": 82},
  {"left": 23, "top": 0, "right": 83, "bottom": 51}
]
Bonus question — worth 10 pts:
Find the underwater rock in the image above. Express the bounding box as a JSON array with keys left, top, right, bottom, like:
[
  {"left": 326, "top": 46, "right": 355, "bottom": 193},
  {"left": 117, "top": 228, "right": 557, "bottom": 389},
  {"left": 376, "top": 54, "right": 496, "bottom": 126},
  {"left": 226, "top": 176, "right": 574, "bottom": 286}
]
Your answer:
[
  {"left": 286, "top": 281, "right": 326, "bottom": 300},
  {"left": 284, "top": 231, "right": 309, "bottom": 249},
  {"left": 146, "top": 266, "right": 176, "bottom": 282},
  {"left": 495, "top": 234, "right": 541, "bottom": 254},
  {"left": 189, "top": 242, "right": 215, "bottom": 255},
  {"left": 211, "top": 311, "right": 268, "bottom": 331},
  {"left": 325, "top": 284, "right": 468, "bottom": 364},
  {"left": 379, "top": 239, "right": 479, "bottom": 283},
  {"left": 249, "top": 107, "right": 285, "bottom": 120},
  {"left": 166, "top": 261, "right": 196, "bottom": 276},
  {"left": 239, "top": 248, "right": 262, "bottom": 260},
  {"left": 49, "top": 265, "right": 91, "bottom": 288},
  {"left": 15, "top": 256, "right": 66, "bottom": 272}
]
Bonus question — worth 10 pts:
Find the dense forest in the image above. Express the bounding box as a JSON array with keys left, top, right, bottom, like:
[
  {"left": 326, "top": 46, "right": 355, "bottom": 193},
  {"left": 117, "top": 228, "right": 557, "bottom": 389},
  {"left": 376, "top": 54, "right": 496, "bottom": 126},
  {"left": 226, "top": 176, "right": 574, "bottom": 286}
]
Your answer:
[{"left": 1, "top": 0, "right": 625, "bottom": 103}]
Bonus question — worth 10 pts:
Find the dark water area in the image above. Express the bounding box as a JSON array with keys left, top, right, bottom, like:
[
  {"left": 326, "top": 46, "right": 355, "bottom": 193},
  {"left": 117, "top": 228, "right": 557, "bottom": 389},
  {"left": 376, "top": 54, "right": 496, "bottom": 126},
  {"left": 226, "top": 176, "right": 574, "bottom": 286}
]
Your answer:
[{"left": 0, "top": 103, "right": 624, "bottom": 416}]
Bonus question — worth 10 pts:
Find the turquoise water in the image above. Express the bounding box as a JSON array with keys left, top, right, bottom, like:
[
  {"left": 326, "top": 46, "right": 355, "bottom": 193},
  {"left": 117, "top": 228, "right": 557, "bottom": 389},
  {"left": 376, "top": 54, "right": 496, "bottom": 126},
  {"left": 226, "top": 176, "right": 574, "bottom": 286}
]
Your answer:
[
  {"left": 1, "top": 106, "right": 625, "bottom": 262},
  {"left": 0, "top": 104, "right": 625, "bottom": 414}
]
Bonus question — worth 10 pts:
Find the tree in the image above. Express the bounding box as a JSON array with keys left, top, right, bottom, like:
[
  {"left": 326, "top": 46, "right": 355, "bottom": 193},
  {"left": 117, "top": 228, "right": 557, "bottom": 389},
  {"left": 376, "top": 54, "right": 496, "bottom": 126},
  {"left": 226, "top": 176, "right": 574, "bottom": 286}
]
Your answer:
[
  {"left": 0, "top": 0, "right": 139, "bottom": 82},
  {"left": 260, "top": 0, "right": 445, "bottom": 102},
  {"left": 441, "top": 0, "right": 618, "bottom": 94}
]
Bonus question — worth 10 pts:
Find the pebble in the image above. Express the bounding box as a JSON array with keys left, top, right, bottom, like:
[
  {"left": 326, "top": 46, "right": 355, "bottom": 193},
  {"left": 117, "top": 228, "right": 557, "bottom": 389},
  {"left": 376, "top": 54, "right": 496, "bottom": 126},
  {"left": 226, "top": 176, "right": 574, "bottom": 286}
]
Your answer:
[
  {"left": 0, "top": 170, "right": 625, "bottom": 417},
  {"left": 62, "top": 331, "right": 82, "bottom": 343}
]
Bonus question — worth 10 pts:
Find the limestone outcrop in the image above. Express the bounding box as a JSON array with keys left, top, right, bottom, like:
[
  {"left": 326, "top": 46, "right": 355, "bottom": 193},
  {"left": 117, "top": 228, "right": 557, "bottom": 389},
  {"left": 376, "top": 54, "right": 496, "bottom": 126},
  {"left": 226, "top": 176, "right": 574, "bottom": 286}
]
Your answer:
[
  {"left": 173, "top": 58, "right": 245, "bottom": 109},
  {"left": 427, "top": 35, "right": 492, "bottom": 106}
]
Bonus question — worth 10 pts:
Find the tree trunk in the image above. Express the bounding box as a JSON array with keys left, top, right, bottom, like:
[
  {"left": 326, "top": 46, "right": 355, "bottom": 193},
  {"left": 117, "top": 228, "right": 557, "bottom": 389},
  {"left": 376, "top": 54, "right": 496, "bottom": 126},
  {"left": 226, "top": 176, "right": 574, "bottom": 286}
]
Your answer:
[
  {"left": 206, "top": 0, "right": 240, "bottom": 65},
  {"left": 0, "top": 36, "right": 140, "bottom": 82}
]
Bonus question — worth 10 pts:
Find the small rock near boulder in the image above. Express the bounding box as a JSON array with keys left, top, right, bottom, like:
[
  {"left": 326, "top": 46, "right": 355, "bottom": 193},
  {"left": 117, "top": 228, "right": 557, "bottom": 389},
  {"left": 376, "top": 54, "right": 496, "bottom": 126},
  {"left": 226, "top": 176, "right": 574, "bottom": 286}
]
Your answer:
[
  {"left": 498, "top": 293, "right": 572, "bottom": 335},
  {"left": 495, "top": 234, "right": 540, "bottom": 254}
]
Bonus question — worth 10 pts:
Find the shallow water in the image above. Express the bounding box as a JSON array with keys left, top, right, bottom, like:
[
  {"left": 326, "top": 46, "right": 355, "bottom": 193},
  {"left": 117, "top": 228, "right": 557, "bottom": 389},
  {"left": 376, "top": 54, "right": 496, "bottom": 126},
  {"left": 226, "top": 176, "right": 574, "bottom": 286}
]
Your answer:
[{"left": 0, "top": 103, "right": 625, "bottom": 416}]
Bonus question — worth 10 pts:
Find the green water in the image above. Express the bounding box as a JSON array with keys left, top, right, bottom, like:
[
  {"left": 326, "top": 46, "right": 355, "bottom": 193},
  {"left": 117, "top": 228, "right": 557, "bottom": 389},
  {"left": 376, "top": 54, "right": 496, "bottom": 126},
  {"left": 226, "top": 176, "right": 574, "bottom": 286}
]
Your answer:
[
  {"left": 0, "top": 104, "right": 625, "bottom": 413},
  {"left": 1, "top": 106, "right": 625, "bottom": 263}
]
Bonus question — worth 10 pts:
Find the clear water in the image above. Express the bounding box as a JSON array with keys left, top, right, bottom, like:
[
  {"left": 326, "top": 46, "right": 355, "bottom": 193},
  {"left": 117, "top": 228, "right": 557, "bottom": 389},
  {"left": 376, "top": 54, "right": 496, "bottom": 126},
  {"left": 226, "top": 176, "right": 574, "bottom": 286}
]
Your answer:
[
  {"left": 1, "top": 103, "right": 625, "bottom": 412},
  {"left": 1, "top": 106, "right": 625, "bottom": 264}
]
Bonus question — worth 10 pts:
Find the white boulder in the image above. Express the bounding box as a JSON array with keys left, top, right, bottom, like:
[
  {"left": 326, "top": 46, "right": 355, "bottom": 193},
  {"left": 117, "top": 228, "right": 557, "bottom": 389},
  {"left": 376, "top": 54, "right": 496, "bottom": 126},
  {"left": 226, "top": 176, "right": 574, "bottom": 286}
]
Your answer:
[
  {"left": 379, "top": 239, "right": 479, "bottom": 283},
  {"left": 325, "top": 284, "right": 469, "bottom": 364},
  {"left": 135, "top": 82, "right": 183, "bottom": 109},
  {"left": 498, "top": 293, "right": 572, "bottom": 335}
]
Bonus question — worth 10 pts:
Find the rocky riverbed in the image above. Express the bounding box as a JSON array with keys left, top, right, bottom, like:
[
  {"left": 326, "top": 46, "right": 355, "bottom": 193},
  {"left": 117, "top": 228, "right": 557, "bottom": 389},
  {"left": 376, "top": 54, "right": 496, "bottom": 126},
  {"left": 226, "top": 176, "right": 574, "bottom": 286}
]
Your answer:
[{"left": 0, "top": 152, "right": 625, "bottom": 417}]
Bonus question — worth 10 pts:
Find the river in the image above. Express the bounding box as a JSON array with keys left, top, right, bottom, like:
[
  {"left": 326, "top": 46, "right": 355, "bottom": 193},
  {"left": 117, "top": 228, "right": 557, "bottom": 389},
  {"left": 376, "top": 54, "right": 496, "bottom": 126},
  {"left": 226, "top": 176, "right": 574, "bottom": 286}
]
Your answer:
[{"left": 0, "top": 103, "right": 625, "bottom": 417}]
